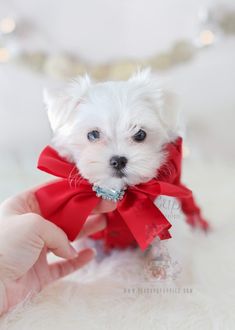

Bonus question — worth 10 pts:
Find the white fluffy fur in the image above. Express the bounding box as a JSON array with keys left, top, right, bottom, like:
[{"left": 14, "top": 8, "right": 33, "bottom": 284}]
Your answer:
[
  {"left": 1, "top": 160, "right": 234, "bottom": 329},
  {"left": 44, "top": 69, "right": 179, "bottom": 190}
]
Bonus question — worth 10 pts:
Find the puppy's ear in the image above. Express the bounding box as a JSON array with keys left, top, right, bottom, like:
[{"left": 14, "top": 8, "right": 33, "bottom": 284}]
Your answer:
[
  {"left": 154, "top": 89, "right": 181, "bottom": 136},
  {"left": 43, "top": 74, "right": 91, "bottom": 133},
  {"left": 129, "top": 68, "right": 180, "bottom": 137},
  {"left": 43, "top": 89, "right": 71, "bottom": 133}
]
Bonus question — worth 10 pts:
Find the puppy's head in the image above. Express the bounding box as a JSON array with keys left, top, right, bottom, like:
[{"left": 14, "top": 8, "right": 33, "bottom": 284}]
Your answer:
[{"left": 44, "top": 69, "right": 180, "bottom": 190}]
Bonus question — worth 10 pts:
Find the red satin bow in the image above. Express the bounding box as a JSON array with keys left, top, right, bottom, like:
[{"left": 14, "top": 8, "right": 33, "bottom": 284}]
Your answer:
[{"left": 35, "top": 137, "right": 209, "bottom": 251}]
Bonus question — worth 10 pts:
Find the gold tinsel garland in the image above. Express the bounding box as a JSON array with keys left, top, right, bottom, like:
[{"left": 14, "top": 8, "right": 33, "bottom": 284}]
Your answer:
[
  {"left": 0, "top": 5, "right": 235, "bottom": 80},
  {"left": 15, "top": 39, "right": 196, "bottom": 80}
]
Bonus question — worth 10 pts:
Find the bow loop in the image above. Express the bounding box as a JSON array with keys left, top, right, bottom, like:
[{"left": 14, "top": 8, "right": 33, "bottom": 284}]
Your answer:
[
  {"left": 131, "top": 180, "right": 192, "bottom": 200},
  {"left": 36, "top": 179, "right": 100, "bottom": 241},
  {"left": 38, "top": 145, "right": 76, "bottom": 178},
  {"left": 118, "top": 190, "right": 172, "bottom": 250}
]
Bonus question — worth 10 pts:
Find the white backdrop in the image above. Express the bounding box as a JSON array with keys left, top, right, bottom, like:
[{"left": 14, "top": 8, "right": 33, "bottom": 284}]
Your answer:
[{"left": 0, "top": 2, "right": 235, "bottom": 328}]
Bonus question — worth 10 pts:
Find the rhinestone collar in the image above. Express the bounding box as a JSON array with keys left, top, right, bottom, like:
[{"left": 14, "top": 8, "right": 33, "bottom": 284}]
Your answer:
[{"left": 92, "top": 185, "right": 126, "bottom": 202}]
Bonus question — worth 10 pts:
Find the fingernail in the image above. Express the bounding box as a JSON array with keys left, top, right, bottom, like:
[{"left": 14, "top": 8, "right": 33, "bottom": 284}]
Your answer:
[{"left": 78, "top": 248, "right": 97, "bottom": 261}]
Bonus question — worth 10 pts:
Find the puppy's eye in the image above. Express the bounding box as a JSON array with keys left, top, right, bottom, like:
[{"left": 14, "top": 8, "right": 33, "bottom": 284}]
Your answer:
[
  {"left": 132, "top": 129, "right": 146, "bottom": 142},
  {"left": 87, "top": 130, "right": 100, "bottom": 141}
]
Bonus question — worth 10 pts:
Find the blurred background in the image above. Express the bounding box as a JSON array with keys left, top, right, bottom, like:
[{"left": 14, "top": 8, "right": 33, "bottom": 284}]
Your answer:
[{"left": 0, "top": 0, "right": 235, "bottom": 203}]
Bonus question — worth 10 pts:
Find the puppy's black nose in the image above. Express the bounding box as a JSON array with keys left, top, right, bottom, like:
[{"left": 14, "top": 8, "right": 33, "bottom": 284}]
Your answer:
[{"left": 110, "top": 156, "right": 128, "bottom": 170}]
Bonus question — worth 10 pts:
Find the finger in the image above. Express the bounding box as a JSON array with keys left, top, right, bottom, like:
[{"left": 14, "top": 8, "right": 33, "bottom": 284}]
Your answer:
[
  {"left": 92, "top": 199, "right": 117, "bottom": 214},
  {"left": 49, "top": 248, "right": 95, "bottom": 281},
  {"left": 0, "top": 192, "right": 35, "bottom": 217},
  {"left": 37, "top": 218, "right": 77, "bottom": 259},
  {"left": 77, "top": 214, "right": 107, "bottom": 238},
  {"left": 0, "top": 180, "right": 65, "bottom": 217}
]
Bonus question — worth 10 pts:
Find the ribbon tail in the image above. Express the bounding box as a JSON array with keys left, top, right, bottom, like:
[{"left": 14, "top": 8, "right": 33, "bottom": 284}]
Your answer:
[
  {"left": 35, "top": 180, "right": 100, "bottom": 241},
  {"left": 177, "top": 183, "right": 210, "bottom": 232},
  {"left": 158, "top": 182, "right": 192, "bottom": 199},
  {"left": 118, "top": 193, "right": 172, "bottom": 251}
]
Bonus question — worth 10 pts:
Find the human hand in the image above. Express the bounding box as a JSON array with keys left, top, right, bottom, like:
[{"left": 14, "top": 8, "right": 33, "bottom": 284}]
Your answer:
[{"left": 0, "top": 185, "right": 116, "bottom": 315}]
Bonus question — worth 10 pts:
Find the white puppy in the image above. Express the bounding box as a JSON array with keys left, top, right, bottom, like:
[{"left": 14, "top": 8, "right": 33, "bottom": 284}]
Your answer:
[{"left": 44, "top": 69, "right": 180, "bottom": 192}]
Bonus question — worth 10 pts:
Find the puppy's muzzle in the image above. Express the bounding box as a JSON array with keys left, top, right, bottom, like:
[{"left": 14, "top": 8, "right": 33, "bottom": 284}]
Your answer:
[{"left": 110, "top": 155, "right": 127, "bottom": 178}]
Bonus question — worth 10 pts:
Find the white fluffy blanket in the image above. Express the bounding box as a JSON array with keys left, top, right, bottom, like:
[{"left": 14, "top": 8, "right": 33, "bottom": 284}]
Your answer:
[{"left": 0, "top": 160, "right": 234, "bottom": 330}]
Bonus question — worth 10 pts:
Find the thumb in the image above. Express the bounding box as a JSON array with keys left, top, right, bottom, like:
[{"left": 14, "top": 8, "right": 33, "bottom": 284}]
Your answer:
[{"left": 36, "top": 217, "right": 77, "bottom": 259}]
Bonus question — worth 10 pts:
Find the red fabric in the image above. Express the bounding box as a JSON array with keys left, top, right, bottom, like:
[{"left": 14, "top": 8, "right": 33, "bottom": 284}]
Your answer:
[{"left": 35, "top": 137, "right": 209, "bottom": 251}]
